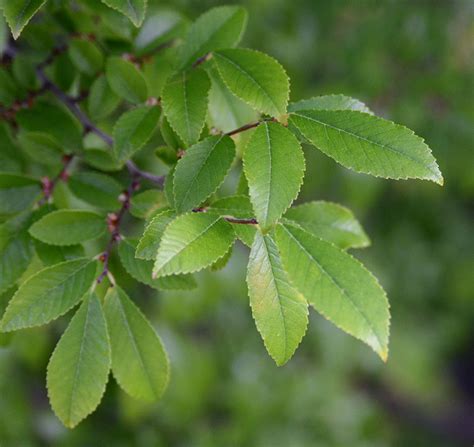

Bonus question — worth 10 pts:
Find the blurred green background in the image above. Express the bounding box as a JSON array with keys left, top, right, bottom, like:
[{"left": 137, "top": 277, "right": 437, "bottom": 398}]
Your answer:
[{"left": 1, "top": 1, "right": 473, "bottom": 446}]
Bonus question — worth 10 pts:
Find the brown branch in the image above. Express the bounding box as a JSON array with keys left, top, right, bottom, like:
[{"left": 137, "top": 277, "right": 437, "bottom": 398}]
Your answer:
[
  {"left": 97, "top": 177, "right": 140, "bottom": 284},
  {"left": 37, "top": 154, "right": 75, "bottom": 206},
  {"left": 225, "top": 121, "right": 262, "bottom": 137},
  {"left": 192, "top": 208, "right": 258, "bottom": 225}
]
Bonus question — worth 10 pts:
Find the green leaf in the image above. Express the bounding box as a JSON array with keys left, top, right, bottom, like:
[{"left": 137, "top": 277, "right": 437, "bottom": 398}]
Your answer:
[
  {"left": 288, "top": 94, "right": 373, "bottom": 114},
  {"left": 34, "top": 240, "right": 85, "bottom": 266},
  {"left": 0, "top": 173, "right": 41, "bottom": 217},
  {"left": 214, "top": 48, "right": 289, "bottom": 117},
  {"left": 243, "top": 122, "right": 305, "bottom": 229},
  {"left": 207, "top": 66, "right": 258, "bottom": 133},
  {"left": 3, "top": 0, "right": 46, "bottom": 39},
  {"left": 18, "top": 131, "right": 63, "bottom": 166},
  {"left": 0, "top": 214, "right": 34, "bottom": 294},
  {"left": 119, "top": 238, "right": 196, "bottom": 291},
  {"left": 208, "top": 195, "right": 254, "bottom": 219},
  {"left": 47, "top": 293, "right": 110, "bottom": 428},
  {"left": 29, "top": 210, "right": 105, "bottom": 246},
  {"left": 130, "top": 189, "right": 167, "bottom": 220},
  {"left": 153, "top": 213, "right": 235, "bottom": 277},
  {"left": 100, "top": 0, "right": 147, "bottom": 27},
  {"left": 83, "top": 148, "right": 121, "bottom": 172},
  {"left": 106, "top": 57, "right": 148, "bottom": 104},
  {"left": 113, "top": 106, "right": 160, "bottom": 162},
  {"left": 0, "top": 258, "right": 97, "bottom": 332},
  {"left": 68, "top": 38, "right": 103, "bottom": 77},
  {"left": 0, "top": 68, "right": 19, "bottom": 106},
  {"left": 69, "top": 172, "right": 122, "bottom": 210},
  {"left": 16, "top": 102, "right": 83, "bottom": 152},
  {"left": 247, "top": 231, "right": 308, "bottom": 365},
  {"left": 275, "top": 224, "right": 390, "bottom": 360},
  {"left": 104, "top": 286, "right": 169, "bottom": 401},
  {"left": 284, "top": 201, "right": 370, "bottom": 249},
  {"left": 136, "top": 208, "right": 174, "bottom": 260},
  {"left": 161, "top": 69, "right": 211, "bottom": 146},
  {"left": 289, "top": 110, "right": 443, "bottom": 184},
  {"left": 173, "top": 135, "right": 236, "bottom": 213},
  {"left": 87, "top": 74, "right": 121, "bottom": 121},
  {"left": 177, "top": 5, "right": 247, "bottom": 69}
]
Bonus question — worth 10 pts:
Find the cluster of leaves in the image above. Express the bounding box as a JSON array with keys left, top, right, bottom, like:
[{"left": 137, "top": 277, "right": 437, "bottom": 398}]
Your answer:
[{"left": 0, "top": 2, "right": 442, "bottom": 429}]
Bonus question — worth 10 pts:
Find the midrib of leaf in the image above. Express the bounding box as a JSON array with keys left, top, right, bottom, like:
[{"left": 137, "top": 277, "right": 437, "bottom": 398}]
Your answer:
[
  {"left": 281, "top": 226, "right": 384, "bottom": 352},
  {"left": 216, "top": 53, "right": 280, "bottom": 114},
  {"left": 262, "top": 123, "right": 273, "bottom": 225},
  {"left": 293, "top": 112, "right": 440, "bottom": 178},
  {"left": 14, "top": 1, "right": 32, "bottom": 30},
  {"left": 177, "top": 137, "right": 222, "bottom": 208},
  {"left": 67, "top": 300, "right": 91, "bottom": 425},
  {"left": 114, "top": 296, "right": 156, "bottom": 397},
  {"left": 181, "top": 72, "right": 192, "bottom": 141},
  {"left": 158, "top": 215, "right": 222, "bottom": 272},
  {"left": 261, "top": 236, "right": 288, "bottom": 358},
  {"left": 126, "top": 0, "right": 138, "bottom": 22}
]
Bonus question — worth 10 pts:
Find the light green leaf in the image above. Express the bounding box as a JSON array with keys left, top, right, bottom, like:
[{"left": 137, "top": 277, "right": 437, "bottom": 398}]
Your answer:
[
  {"left": 83, "top": 148, "right": 121, "bottom": 172},
  {"left": 3, "top": 0, "right": 46, "bottom": 39},
  {"left": 47, "top": 294, "right": 110, "bottom": 428},
  {"left": 247, "top": 231, "right": 308, "bottom": 365},
  {"left": 288, "top": 94, "right": 373, "bottom": 114},
  {"left": 161, "top": 69, "right": 211, "bottom": 146},
  {"left": 207, "top": 195, "right": 256, "bottom": 247},
  {"left": 284, "top": 201, "right": 370, "bottom": 249},
  {"left": 136, "top": 208, "right": 174, "bottom": 260},
  {"left": 153, "top": 213, "right": 235, "bottom": 277},
  {"left": 29, "top": 210, "right": 105, "bottom": 246},
  {"left": 100, "top": 0, "right": 147, "bottom": 27},
  {"left": 0, "top": 214, "right": 34, "bottom": 294},
  {"left": 177, "top": 5, "right": 247, "bottom": 69},
  {"left": 104, "top": 286, "right": 169, "bottom": 401},
  {"left": 0, "top": 258, "right": 97, "bottom": 332},
  {"left": 214, "top": 48, "right": 289, "bottom": 117},
  {"left": 289, "top": 110, "right": 443, "bottom": 184},
  {"left": 173, "top": 135, "right": 236, "bottom": 213},
  {"left": 0, "top": 173, "right": 41, "bottom": 217},
  {"left": 208, "top": 195, "right": 254, "bottom": 219},
  {"left": 68, "top": 38, "right": 103, "bottom": 77},
  {"left": 106, "top": 57, "right": 148, "bottom": 104},
  {"left": 119, "top": 239, "right": 196, "bottom": 291},
  {"left": 34, "top": 240, "right": 85, "bottom": 266},
  {"left": 207, "top": 66, "right": 258, "bottom": 133},
  {"left": 243, "top": 122, "right": 305, "bottom": 229},
  {"left": 16, "top": 102, "right": 83, "bottom": 152},
  {"left": 275, "top": 223, "right": 390, "bottom": 360},
  {"left": 69, "top": 172, "right": 122, "bottom": 210},
  {"left": 130, "top": 189, "right": 167, "bottom": 220},
  {"left": 87, "top": 75, "right": 121, "bottom": 121},
  {"left": 113, "top": 106, "right": 160, "bottom": 162}
]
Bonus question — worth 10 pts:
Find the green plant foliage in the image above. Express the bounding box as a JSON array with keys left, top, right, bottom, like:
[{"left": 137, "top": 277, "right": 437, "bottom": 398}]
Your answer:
[
  {"left": 100, "top": 0, "right": 147, "bottom": 27},
  {"left": 289, "top": 110, "right": 443, "bottom": 184},
  {"left": 153, "top": 213, "right": 236, "bottom": 277},
  {"left": 173, "top": 135, "right": 236, "bottom": 213},
  {"left": 2, "top": 0, "right": 46, "bottom": 39},
  {"left": 104, "top": 286, "right": 169, "bottom": 400},
  {"left": 113, "top": 105, "right": 160, "bottom": 162},
  {"left": 214, "top": 48, "right": 290, "bottom": 117},
  {"left": 161, "top": 69, "right": 211, "bottom": 146},
  {"left": 247, "top": 231, "right": 308, "bottom": 365},
  {"left": 0, "top": 2, "right": 446, "bottom": 431},
  {"left": 283, "top": 201, "right": 370, "bottom": 249},
  {"left": 275, "top": 224, "right": 390, "bottom": 360},
  {"left": 29, "top": 210, "right": 106, "bottom": 245},
  {"left": 243, "top": 122, "right": 305, "bottom": 229},
  {"left": 47, "top": 293, "right": 110, "bottom": 428},
  {"left": 177, "top": 5, "right": 247, "bottom": 70},
  {"left": 106, "top": 57, "right": 148, "bottom": 104},
  {"left": 0, "top": 258, "right": 97, "bottom": 331}
]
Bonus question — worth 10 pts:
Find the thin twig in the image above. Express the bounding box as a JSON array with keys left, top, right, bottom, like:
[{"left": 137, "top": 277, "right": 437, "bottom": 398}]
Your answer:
[
  {"left": 225, "top": 121, "right": 262, "bottom": 137},
  {"left": 37, "top": 154, "right": 75, "bottom": 206},
  {"left": 192, "top": 208, "right": 258, "bottom": 225}
]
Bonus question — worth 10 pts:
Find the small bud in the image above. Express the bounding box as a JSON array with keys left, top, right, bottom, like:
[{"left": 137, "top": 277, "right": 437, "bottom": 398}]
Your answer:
[{"left": 146, "top": 97, "right": 159, "bottom": 106}]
